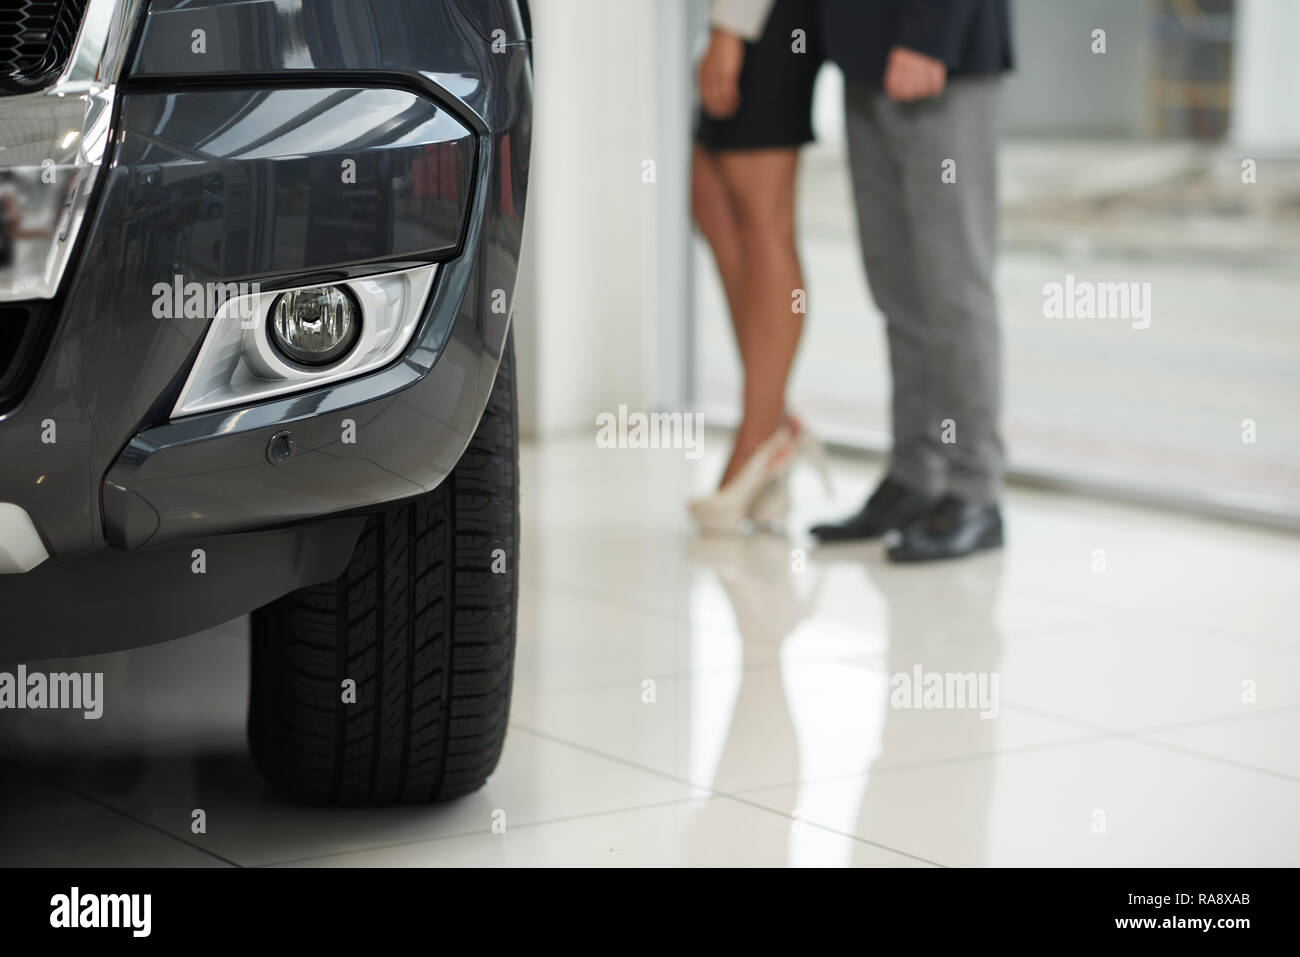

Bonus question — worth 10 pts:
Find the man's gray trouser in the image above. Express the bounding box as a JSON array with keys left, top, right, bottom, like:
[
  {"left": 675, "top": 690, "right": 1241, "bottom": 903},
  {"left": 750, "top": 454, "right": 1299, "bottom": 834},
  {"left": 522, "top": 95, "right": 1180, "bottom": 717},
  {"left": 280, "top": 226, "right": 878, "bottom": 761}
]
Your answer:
[{"left": 843, "top": 75, "right": 1005, "bottom": 505}]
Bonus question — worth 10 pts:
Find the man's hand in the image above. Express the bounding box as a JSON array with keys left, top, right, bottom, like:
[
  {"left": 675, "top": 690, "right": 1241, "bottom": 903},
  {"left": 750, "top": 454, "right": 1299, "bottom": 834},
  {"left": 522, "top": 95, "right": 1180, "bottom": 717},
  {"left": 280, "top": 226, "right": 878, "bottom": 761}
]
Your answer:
[
  {"left": 884, "top": 46, "right": 947, "bottom": 102},
  {"left": 698, "top": 29, "right": 746, "bottom": 120}
]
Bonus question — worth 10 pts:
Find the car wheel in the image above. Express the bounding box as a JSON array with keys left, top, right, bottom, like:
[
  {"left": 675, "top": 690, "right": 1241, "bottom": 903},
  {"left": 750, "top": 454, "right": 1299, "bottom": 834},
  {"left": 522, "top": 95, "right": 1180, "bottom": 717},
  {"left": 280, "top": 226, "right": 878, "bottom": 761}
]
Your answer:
[{"left": 248, "top": 332, "right": 519, "bottom": 804}]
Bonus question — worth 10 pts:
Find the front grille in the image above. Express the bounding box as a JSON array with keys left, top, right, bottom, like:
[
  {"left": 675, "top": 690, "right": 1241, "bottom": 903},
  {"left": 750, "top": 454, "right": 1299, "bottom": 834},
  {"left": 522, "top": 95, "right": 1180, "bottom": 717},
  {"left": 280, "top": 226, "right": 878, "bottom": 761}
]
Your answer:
[
  {"left": 0, "top": 302, "right": 49, "bottom": 412},
  {"left": 0, "top": 0, "right": 91, "bottom": 94}
]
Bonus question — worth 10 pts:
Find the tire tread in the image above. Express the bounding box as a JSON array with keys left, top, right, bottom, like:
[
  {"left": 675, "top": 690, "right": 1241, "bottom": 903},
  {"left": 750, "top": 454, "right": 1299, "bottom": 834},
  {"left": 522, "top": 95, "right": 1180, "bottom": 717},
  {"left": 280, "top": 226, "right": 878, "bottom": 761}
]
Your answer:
[{"left": 249, "top": 335, "right": 518, "bottom": 804}]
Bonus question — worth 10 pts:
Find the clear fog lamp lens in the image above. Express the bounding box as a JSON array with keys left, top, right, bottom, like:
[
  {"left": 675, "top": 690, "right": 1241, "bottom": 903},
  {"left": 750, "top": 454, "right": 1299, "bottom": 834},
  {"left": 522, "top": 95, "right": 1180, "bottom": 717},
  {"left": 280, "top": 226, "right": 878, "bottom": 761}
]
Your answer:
[{"left": 269, "top": 285, "right": 361, "bottom": 366}]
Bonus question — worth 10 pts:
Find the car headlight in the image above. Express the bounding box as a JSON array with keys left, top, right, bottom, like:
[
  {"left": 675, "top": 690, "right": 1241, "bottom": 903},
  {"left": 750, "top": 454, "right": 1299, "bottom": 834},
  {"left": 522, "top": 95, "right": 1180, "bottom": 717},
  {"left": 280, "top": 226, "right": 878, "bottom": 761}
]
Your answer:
[{"left": 0, "top": 0, "right": 142, "bottom": 303}]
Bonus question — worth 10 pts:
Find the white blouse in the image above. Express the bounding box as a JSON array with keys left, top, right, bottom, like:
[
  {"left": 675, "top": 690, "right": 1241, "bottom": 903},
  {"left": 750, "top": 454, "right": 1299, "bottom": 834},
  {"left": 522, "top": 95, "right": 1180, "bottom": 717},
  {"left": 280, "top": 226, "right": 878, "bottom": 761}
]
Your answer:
[{"left": 709, "top": 0, "right": 777, "bottom": 42}]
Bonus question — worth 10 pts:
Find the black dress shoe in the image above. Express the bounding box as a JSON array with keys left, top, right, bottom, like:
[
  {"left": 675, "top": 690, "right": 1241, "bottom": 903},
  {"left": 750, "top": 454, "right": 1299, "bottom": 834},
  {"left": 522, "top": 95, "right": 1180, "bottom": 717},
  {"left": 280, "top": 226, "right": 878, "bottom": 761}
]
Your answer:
[
  {"left": 810, "top": 477, "right": 937, "bottom": 543},
  {"left": 887, "top": 496, "right": 1003, "bottom": 563}
]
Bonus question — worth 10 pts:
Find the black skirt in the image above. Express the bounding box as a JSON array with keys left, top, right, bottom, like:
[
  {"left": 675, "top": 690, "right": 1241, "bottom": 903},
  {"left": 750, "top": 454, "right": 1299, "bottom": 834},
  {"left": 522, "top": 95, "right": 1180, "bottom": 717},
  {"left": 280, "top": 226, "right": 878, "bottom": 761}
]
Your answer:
[{"left": 696, "top": 0, "right": 824, "bottom": 151}]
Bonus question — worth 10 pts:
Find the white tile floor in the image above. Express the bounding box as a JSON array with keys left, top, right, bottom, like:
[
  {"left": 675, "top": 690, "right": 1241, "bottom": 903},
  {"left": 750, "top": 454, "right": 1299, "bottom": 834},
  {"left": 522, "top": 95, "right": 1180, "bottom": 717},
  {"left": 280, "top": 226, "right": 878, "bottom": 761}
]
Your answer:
[{"left": 1, "top": 436, "right": 1297, "bottom": 867}]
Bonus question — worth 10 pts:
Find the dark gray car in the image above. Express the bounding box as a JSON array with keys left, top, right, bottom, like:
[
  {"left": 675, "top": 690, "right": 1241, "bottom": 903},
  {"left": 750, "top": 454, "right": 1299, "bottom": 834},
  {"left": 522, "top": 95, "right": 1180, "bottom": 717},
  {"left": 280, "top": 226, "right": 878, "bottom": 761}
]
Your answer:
[{"left": 0, "top": 0, "right": 531, "bottom": 804}]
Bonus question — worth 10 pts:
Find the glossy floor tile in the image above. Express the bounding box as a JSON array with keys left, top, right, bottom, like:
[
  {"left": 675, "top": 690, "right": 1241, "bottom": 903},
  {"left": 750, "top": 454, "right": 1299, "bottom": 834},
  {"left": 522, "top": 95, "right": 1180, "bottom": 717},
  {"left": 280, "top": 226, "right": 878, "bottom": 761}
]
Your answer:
[
  {"left": 1, "top": 436, "right": 1296, "bottom": 866},
  {"left": 739, "top": 734, "right": 1300, "bottom": 867},
  {"left": 281, "top": 797, "right": 933, "bottom": 868},
  {"left": 0, "top": 762, "right": 228, "bottom": 868},
  {"left": 1137, "top": 711, "right": 1300, "bottom": 781}
]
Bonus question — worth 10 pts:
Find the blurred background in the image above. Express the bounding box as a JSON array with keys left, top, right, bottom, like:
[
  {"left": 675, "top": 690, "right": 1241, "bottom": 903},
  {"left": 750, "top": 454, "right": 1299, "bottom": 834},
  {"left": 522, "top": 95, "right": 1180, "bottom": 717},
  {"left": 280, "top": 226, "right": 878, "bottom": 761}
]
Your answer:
[{"left": 517, "top": 0, "right": 1300, "bottom": 528}]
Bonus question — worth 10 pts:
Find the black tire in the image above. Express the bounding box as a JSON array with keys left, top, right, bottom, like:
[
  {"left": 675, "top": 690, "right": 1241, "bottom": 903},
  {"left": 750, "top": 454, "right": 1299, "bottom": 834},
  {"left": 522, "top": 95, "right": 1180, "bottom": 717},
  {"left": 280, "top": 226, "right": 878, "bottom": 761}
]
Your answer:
[{"left": 248, "top": 333, "right": 519, "bottom": 805}]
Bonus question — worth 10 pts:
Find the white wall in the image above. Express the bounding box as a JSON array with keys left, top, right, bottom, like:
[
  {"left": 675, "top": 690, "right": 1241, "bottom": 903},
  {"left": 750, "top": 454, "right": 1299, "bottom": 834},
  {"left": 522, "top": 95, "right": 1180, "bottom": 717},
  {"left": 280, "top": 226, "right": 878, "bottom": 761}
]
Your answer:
[
  {"left": 1231, "top": 0, "right": 1300, "bottom": 151},
  {"left": 516, "top": 0, "right": 694, "bottom": 439}
]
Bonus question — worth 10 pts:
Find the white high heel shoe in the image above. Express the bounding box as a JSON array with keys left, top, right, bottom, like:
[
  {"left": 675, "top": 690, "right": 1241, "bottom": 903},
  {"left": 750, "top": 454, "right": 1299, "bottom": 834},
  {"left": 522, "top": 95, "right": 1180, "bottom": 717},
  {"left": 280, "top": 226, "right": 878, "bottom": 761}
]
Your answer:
[
  {"left": 689, "top": 426, "right": 796, "bottom": 534},
  {"left": 747, "top": 472, "right": 791, "bottom": 531},
  {"left": 786, "top": 416, "right": 834, "bottom": 498}
]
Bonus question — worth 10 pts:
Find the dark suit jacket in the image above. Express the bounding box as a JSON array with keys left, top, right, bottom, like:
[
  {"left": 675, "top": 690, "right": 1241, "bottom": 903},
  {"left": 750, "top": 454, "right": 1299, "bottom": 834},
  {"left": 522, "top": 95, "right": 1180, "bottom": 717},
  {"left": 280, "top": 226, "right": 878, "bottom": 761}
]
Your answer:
[{"left": 819, "top": 0, "right": 1014, "bottom": 84}]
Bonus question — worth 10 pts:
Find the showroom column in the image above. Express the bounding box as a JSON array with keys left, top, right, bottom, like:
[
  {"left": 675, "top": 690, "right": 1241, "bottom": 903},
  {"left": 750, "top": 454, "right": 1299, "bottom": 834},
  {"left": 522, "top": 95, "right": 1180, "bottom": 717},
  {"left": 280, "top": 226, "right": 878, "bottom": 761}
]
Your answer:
[{"left": 515, "top": 0, "right": 696, "bottom": 439}]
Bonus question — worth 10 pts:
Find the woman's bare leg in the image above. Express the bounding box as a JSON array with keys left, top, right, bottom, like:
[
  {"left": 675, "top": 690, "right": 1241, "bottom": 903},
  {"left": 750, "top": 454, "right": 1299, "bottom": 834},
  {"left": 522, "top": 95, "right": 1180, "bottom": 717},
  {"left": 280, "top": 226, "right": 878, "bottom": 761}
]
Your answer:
[
  {"left": 692, "top": 146, "right": 752, "bottom": 367},
  {"left": 713, "top": 148, "right": 805, "bottom": 487}
]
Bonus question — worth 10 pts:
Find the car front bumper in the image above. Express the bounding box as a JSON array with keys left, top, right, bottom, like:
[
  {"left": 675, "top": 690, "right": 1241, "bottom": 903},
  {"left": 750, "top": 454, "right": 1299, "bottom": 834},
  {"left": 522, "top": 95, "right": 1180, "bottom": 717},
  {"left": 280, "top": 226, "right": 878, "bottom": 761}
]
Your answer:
[{"left": 0, "top": 0, "right": 531, "bottom": 656}]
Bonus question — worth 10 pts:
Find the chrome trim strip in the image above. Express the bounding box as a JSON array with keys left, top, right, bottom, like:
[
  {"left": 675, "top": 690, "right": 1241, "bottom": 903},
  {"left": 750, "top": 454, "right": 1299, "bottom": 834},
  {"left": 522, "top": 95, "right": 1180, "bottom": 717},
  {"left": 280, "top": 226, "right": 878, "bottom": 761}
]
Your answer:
[{"left": 0, "top": 0, "right": 143, "bottom": 302}]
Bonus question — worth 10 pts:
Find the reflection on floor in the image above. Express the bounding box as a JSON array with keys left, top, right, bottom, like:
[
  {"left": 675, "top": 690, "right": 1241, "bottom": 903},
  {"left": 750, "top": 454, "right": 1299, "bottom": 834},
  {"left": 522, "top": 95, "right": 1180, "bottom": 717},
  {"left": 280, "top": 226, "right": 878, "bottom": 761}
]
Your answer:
[{"left": 2, "top": 436, "right": 1298, "bottom": 866}]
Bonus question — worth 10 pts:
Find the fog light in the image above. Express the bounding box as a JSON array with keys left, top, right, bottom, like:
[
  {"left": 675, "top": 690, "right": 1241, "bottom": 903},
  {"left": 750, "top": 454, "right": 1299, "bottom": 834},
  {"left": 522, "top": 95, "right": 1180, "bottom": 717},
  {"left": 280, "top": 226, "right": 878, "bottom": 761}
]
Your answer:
[
  {"left": 172, "top": 264, "right": 436, "bottom": 417},
  {"left": 268, "top": 286, "right": 361, "bottom": 366}
]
